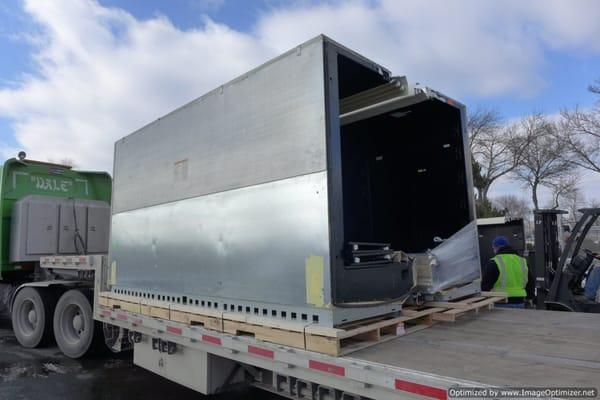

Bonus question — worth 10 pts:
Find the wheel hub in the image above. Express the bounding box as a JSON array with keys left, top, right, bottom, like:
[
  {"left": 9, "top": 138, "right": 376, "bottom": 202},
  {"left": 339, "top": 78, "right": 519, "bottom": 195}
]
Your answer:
[
  {"left": 72, "top": 314, "right": 84, "bottom": 333},
  {"left": 27, "top": 309, "right": 37, "bottom": 326}
]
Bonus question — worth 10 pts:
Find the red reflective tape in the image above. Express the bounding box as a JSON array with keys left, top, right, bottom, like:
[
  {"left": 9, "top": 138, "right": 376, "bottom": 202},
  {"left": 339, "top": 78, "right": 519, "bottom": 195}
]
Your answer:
[
  {"left": 166, "top": 326, "right": 182, "bottom": 335},
  {"left": 132, "top": 319, "right": 143, "bottom": 326},
  {"left": 248, "top": 345, "right": 274, "bottom": 359},
  {"left": 202, "top": 334, "right": 222, "bottom": 346},
  {"left": 395, "top": 379, "right": 447, "bottom": 400},
  {"left": 100, "top": 310, "right": 111, "bottom": 317},
  {"left": 117, "top": 314, "right": 128, "bottom": 321},
  {"left": 308, "top": 360, "right": 345, "bottom": 377}
]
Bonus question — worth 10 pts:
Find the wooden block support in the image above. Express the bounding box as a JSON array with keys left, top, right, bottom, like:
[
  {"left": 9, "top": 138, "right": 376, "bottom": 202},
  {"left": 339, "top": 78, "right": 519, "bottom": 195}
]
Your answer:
[
  {"left": 305, "top": 334, "right": 341, "bottom": 356},
  {"left": 98, "top": 296, "right": 109, "bottom": 307},
  {"left": 149, "top": 306, "right": 170, "bottom": 320},
  {"left": 223, "top": 320, "right": 306, "bottom": 349},
  {"left": 115, "top": 300, "right": 141, "bottom": 314},
  {"left": 170, "top": 310, "right": 222, "bottom": 331}
]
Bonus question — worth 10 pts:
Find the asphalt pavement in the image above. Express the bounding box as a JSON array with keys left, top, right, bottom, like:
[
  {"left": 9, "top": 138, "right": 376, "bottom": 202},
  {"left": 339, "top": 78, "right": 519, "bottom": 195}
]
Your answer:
[{"left": 0, "top": 317, "right": 279, "bottom": 400}]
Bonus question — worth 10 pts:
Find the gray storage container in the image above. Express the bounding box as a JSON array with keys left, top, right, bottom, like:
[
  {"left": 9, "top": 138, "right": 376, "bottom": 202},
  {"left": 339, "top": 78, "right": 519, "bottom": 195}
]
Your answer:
[
  {"left": 10, "top": 195, "right": 111, "bottom": 261},
  {"left": 109, "top": 35, "right": 475, "bottom": 326}
]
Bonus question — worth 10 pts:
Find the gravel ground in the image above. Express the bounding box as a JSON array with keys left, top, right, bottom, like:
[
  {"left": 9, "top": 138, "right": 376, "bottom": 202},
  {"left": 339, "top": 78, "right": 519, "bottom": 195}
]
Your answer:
[{"left": 0, "top": 317, "right": 279, "bottom": 400}]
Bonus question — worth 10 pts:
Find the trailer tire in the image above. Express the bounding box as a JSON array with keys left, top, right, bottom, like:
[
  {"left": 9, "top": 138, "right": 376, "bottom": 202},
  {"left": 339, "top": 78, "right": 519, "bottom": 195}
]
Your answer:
[
  {"left": 11, "top": 287, "right": 56, "bottom": 348},
  {"left": 53, "top": 289, "right": 102, "bottom": 358}
]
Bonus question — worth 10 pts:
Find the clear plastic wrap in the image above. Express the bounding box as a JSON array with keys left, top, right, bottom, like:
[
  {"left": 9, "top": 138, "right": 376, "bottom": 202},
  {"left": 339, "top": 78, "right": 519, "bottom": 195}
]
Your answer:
[{"left": 412, "top": 221, "right": 481, "bottom": 294}]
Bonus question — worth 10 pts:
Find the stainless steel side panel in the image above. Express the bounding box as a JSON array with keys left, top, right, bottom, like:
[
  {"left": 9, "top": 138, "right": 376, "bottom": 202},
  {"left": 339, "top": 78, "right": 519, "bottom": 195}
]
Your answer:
[
  {"left": 112, "top": 37, "right": 327, "bottom": 214},
  {"left": 110, "top": 172, "right": 331, "bottom": 310}
]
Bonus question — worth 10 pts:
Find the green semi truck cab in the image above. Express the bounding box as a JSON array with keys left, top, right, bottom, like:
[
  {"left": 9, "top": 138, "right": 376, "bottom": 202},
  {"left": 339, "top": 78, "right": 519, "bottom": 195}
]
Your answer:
[
  {"left": 0, "top": 155, "right": 112, "bottom": 358},
  {"left": 0, "top": 157, "right": 111, "bottom": 281}
]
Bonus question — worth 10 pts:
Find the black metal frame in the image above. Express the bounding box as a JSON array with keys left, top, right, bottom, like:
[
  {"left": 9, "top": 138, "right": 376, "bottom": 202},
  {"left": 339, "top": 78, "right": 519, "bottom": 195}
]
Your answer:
[
  {"left": 533, "top": 209, "right": 567, "bottom": 307},
  {"left": 321, "top": 37, "right": 475, "bottom": 305},
  {"left": 546, "top": 208, "right": 600, "bottom": 312}
]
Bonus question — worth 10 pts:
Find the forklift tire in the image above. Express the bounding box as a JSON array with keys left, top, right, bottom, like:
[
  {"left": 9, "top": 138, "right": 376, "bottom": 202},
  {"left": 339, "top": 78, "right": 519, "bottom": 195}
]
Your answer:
[
  {"left": 11, "top": 287, "right": 56, "bottom": 348},
  {"left": 53, "top": 289, "right": 102, "bottom": 358}
]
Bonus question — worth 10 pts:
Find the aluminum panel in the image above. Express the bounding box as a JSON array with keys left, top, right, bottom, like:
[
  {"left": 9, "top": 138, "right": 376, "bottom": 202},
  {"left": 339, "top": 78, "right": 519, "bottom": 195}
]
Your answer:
[
  {"left": 112, "top": 37, "right": 327, "bottom": 214},
  {"left": 110, "top": 172, "right": 331, "bottom": 312}
]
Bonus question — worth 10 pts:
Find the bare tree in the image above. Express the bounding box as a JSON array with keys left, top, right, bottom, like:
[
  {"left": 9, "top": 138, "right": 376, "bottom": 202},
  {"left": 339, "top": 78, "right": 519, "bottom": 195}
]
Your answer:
[
  {"left": 468, "top": 107, "right": 502, "bottom": 149},
  {"left": 468, "top": 107, "right": 524, "bottom": 205},
  {"left": 545, "top": 173, "right": 580, "bottom": 210},
  {"left": 511, "top": 113, "right": 575, "bottom": 210},
  {"left": 560, "top": 187, "right": 586, "bottom": 225},
  {"left": 492, "top": 195, "right": 530, "bottom": 219},
  {"left": 558, "top": 79, "right": 600, "bottom": 173}
]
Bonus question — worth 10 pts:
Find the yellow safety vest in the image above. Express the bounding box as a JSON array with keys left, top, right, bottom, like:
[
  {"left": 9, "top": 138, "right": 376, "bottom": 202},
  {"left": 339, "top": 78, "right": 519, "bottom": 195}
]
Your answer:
[{"left": 491, "top": 254, "right": 528, "bottom": 298}]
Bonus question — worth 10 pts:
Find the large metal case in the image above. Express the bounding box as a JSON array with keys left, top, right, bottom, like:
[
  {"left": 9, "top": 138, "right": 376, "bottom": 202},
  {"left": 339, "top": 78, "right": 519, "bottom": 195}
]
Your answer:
[{"left": 110, "top": 36, "right": 475, "bottom": 326}]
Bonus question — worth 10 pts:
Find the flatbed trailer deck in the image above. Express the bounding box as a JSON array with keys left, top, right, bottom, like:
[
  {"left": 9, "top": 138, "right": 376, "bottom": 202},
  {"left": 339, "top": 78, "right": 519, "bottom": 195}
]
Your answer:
[
  {"left": 351, "top": 309, "right": 600, "bottom": 388},
  {"left": 95, "top": 304, "right": 600, "bottom": 399}
]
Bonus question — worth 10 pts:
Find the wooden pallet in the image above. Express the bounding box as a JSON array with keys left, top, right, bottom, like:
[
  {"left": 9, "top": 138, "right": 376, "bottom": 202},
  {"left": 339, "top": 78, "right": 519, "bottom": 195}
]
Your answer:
[
  {"left": 99, "top": 292, "right": 222, "bottom": 331},
  {"left": 304, "top": 307, "right": 446, "bottom": 356},
  {"left": 422, "top": 291, "right": 507, "bottom": 322},
  {"left": 303, "top": 292, "right": 507, "bottom": 356},
  {"left": 98, "top": 292, "right": 141, "bottom": 314},
  {"left": 222, "top": 314, "right": 306, "bottom": 348},
  {"left": 99, "top": 291, "right": 508, "bottom": 357},
  {"left": 139, "top": 299, "right": 170, "bottom": 319},
  {"left": 170, "top": 304, "right": 222, "bottom": 331}
]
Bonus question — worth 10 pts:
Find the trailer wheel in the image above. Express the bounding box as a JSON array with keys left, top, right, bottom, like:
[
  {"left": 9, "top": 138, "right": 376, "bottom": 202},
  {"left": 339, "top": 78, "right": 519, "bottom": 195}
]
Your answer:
[
  {"left": 53, "top": 289, "right": 101, "bottom": 358},
  {"left": 11, "top": 287, "right": 56, "bottom": 348}
]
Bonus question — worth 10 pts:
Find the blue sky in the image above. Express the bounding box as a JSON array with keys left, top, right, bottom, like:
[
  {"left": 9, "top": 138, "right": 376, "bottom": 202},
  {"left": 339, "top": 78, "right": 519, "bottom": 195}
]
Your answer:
[{"left": 0, "top": 0, "right": 599, "bottom": 205}]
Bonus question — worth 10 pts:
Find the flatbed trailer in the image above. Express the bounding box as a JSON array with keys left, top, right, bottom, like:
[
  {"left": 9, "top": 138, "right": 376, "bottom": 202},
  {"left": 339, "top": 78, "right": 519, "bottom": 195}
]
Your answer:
[{"left": 95, "top": 293, "right": 600, "bottom": 399}]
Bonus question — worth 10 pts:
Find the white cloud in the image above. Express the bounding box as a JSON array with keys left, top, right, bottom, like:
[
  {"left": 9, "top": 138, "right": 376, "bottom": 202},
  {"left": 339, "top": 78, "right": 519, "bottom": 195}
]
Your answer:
[
  {"left": 0, "top": 0, "right": 600, "bottom": 172},
  {"left": 0, "top": 0, "right": 270, "bottom": 170}
]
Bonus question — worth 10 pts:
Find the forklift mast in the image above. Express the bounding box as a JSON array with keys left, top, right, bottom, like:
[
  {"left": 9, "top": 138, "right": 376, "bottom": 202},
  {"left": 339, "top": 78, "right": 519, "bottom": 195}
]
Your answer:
[{"left": 533, "top": 210, "right": 567, "bottom": 308}]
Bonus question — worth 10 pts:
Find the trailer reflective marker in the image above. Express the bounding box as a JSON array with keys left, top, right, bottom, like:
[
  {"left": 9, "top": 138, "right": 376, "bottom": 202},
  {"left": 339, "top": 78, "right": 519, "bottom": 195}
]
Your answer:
[
  {"left": 309, "top": 360, "right": 345, "bottom": 376},
  {"left": 395, "top": 379, "right": 448, "bottom": 400},
  {"left": 166, "top": 326, "right": 182, "bottom": 335},
  {"left": 202, "top": 334, "right": 221, "bottom": 346},
  {"left": 248, "top": 345, "right": 274, "bottom": 359}
]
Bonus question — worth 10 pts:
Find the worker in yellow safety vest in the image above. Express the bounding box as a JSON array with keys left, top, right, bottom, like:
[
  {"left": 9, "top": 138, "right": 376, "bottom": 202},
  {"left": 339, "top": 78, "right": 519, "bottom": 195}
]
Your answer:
[{"left": 481, "top": 236, "right": 534, "bottom": 308}]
